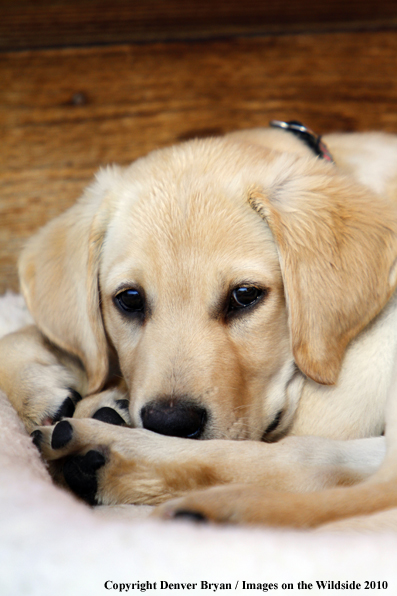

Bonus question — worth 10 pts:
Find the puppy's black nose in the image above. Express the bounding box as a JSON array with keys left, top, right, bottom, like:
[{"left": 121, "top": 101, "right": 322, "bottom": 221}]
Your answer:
[{"left": 140, "top": 398, "right": 207, "bottom": 439}]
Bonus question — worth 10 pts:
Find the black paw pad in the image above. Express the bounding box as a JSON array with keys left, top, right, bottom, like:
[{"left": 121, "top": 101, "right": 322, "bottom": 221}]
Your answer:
[
  {"left": 31, "top": 430, "right": 43, "bottom": 451},
  {"left": 51, "top": 420, "right": 73, "bottom": 449},
  {"left": 63, "top": 450, "right": 106, "bottom": 505},
  {"left": 172, "top": 510, "right": 208, "bottom": 523},
  {"left": 92, "top": 407, "right": 126, "bottom": 426}
]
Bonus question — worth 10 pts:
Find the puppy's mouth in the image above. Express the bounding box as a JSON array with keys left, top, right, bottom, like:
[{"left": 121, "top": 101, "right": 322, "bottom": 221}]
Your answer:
[{"left": 261, "top": 410, "right": 283, "bottom": 442}]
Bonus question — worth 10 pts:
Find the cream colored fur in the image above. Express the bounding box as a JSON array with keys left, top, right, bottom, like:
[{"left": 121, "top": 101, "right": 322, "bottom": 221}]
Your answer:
[
  {"left": 2, "top": 294, "right": 397, "bottom": 594},
  {"left": 2, "top": 129, "right": 397, "bottom": 527}
]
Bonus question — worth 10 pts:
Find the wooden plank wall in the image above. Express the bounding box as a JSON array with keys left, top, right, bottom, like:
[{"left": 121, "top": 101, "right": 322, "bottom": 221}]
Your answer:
[
  {"left": 1, "top": 2, "right": 397, "bottom": 293},
  {"left": 1, "top": 0, "right": 397, "bottom": 49}
]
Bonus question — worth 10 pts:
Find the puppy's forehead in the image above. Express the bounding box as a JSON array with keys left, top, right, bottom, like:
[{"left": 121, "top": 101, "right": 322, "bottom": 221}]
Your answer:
[{"left": 101, "top": 139, "right": 280, "bottom": 288}]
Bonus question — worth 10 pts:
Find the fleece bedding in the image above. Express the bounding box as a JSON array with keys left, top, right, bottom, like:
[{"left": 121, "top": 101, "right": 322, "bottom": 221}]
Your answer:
[{"left": 1, "top": 291, "right": 397, "bottom": 596}]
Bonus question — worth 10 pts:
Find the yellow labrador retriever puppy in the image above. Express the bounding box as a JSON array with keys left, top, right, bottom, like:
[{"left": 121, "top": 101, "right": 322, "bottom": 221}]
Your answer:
[{"left": 2, "top": 123, "right": 397, "bottom": 528}]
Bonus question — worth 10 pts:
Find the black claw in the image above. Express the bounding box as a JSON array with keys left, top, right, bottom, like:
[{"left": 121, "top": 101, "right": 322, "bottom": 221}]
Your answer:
[
  {"left": 92, "top": 407, "right": 126, "bottom": 426},
  {"left": 115, "top": 399, "right": 129, "bottom": 412},
  {"left": 52, "top": 397, "right": 75, "bottom": 423},
  {"left": 51, "top": 420, "right": 73, "bottom": 449},
  {"left": 31, "top": 430, "right": 43, "bottom": 451},
  {"left": 172, "top": 510, "right": 208, "bottom": 523},
  {"left": 52, "top": 390, "right": 82, "bottom": 424},
  {"left": 63, "top": 450, "right": 106, "bottom": 506}
]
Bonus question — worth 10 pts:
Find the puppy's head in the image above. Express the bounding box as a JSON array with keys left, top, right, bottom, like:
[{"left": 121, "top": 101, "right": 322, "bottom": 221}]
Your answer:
[{"left": 19, "top": 131, "right": 397, "bottom": 441}]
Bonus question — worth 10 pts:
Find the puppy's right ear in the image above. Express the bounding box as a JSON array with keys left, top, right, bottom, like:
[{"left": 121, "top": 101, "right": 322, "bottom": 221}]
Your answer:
[{"left": 19, "top": 167, "right": 121, "bottom": 393}]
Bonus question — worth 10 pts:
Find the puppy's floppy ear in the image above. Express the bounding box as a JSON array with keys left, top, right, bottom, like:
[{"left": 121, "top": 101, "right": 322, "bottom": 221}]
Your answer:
[
  {"left": 249, "top": 163, "right": 397, "bottom": 385},
  {"left": 19, "top": 167, "right": 121, "bottom": 393}
]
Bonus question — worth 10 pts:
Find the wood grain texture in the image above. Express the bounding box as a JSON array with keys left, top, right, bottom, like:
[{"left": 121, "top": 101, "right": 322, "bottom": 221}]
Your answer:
[
  {"left": 1, "top": 31, "right": 397, "bottom": 292},
  {"left": 1, "top": 0, "right": 397, "bottom": 50}
]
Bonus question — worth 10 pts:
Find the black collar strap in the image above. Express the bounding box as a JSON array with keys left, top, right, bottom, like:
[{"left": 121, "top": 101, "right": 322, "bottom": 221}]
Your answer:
[{"left": 270, "top": 120, "right": 334, "bottom": 163}]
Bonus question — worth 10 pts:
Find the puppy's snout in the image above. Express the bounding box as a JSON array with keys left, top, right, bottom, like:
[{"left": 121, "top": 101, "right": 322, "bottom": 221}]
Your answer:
[{"left": 140, "top": 398, "right": 207, "bottom": 439}]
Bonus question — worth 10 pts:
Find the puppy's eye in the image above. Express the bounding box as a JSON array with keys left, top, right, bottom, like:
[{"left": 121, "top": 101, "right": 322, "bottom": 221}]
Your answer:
[
  {"left": 115, "top": 289, "right": 145, "bottom": 314},
  {"left": 229, "top": 286, "right": 264, "bottom": 312}
]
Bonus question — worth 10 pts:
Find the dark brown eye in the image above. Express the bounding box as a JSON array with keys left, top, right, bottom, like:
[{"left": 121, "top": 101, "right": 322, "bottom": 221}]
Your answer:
[
  {"left": 229, "top": 286, "right": 264, "bottom": 312},
  {"left": 116, "top": 289, "right": 145, "bottom": 314}
]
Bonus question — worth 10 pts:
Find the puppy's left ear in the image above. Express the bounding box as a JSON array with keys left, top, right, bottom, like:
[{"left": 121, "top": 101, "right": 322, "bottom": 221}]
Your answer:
[{"left": 249, "top": 164, "right": 397, "bottom": 385}]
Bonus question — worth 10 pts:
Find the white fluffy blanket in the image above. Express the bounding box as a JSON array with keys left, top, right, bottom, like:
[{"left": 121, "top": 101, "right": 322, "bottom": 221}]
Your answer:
[{"left": 1, "top": 292, "right": 397, "bottom": 596}]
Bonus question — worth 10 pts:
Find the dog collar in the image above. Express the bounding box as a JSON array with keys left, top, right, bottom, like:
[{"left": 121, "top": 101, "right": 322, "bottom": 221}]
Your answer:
[{"left": 270, "top": 120, "right": 334, "bottom": 163}]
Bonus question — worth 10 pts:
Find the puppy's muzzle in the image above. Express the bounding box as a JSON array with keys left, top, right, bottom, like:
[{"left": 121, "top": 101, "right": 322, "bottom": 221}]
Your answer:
[{"left": 140, "top": 398, "right": 207, "bottom": 439}]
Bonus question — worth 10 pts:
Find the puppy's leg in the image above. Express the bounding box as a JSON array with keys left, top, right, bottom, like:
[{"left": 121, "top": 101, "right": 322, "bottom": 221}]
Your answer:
[
  {"left": 154, "top": 480, "right": 397, "bottom": 528},
  {"left": 31, "top": 419, "right": 385, "bottom": 507},
  {"left": 316, "top": 506, "right": 397, "bottom": 531},
  {"left": 0, "top": 325, "right": 88, "bottom": 432},
  {"left": 154, "top": 435, "right": 395, "bottom": 527}
]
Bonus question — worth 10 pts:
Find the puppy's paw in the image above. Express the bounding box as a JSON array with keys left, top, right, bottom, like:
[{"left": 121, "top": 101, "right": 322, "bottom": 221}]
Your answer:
[
  {"left": 47, "top": 388, "right": 83, "bottom": 424},
  {"left": 153, "top": 486, "right": 239, "bottom": 524},
  {"left": 73, "top": 384, "right": 131, "bottom": 426},
  {"left": 154, "top": 484, "right": 337, "bottom": 528},
  {"left": 62, "top": 449, "right": 107, "bottom": 505},
  {"left": 31, "top": 419, "right": 177, "bottom": 506},
  {"left": 154, "top": 484, "right": 299, "bottom": 526},
  {"left": 19, "top": 362, "right": 85, "bottom": 432},
  {"left": 33, "top": 421, "right": 107, "bottom": 504},
  {"left": 31, "top": 419, "right": 116, "bottom": 504}
]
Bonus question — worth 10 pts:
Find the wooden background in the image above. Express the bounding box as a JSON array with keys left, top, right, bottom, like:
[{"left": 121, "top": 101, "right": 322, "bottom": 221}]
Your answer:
[
  {"left": 1, "top": 1, "right": 397, "bottom": 293},
  {"left": 2, "top": 0, "right": 397, "bottom": 49}
]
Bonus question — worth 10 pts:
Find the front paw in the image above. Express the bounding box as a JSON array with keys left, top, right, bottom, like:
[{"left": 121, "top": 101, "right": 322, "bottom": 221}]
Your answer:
[
  {"left": 31, "top": 415, "right": 125, "bottom": 505},
  {"left": 62, "top": 449, "right": 107, "bottom": 505},
  {"left": 73, "top": 384, "right": 132, "bottom": 426},
  {"left": 26, "top": 384, "right": 83, "bottom": 431},
  {"left": 31, "top": 419, "right": 177, "bottom": 506},
  {"left": 15, "top": 361, "right": 85, "bottom": 432},
  {"left": 46, "top": 388, "right": 83, "bottom": 425}
]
